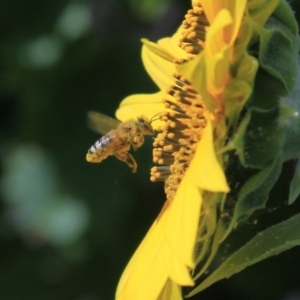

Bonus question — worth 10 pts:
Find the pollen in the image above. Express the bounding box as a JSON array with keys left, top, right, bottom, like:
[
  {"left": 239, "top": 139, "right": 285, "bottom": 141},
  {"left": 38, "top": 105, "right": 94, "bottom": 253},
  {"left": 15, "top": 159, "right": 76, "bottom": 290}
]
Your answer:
[
  {"left": 151, "top": 74, "right": 212, "bottom": 202},
  {"left": 176, "top": 0, "right": 209, "bottom": 63}
]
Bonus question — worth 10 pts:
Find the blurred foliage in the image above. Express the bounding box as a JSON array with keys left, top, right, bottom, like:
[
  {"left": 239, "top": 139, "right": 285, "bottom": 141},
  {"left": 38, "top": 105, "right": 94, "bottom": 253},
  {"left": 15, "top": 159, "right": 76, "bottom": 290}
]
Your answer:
[{"left": 0, "top": 0, "right": 300, "bottom": 300}]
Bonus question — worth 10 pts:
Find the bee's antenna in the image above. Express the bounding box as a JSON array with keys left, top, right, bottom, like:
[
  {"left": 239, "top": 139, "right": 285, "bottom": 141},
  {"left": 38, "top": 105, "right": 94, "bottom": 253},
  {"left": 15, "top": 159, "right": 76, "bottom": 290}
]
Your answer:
[{"left": 150, "top": 112, "right": 161, "bottom": 124}]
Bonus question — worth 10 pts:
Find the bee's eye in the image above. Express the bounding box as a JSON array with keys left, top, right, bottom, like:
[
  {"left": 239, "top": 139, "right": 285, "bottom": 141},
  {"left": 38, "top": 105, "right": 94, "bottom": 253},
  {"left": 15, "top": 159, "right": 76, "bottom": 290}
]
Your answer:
[{"left": 138, "top": 117, "right": 146, "bottom": 125}]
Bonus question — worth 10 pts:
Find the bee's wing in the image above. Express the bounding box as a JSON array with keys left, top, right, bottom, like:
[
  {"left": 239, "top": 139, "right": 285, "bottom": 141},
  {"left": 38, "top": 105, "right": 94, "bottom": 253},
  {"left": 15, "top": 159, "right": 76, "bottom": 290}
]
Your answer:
[{"left": 87, "top": 111, "right": 121, "bottom": 135}]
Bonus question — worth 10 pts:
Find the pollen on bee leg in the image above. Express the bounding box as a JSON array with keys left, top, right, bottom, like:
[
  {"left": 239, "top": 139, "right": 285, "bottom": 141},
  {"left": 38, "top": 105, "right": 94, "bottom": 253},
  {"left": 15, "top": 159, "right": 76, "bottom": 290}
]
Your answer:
[{"left": 115, "top": 150, "right": 138, "bottom": 172}]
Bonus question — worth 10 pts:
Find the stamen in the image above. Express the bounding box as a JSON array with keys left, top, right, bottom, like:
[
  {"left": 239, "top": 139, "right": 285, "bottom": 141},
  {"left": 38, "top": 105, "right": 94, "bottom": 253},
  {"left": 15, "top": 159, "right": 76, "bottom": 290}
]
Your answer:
[
  {"left": 175, "top": 0, "right": 209, "bottom": 62},
  {"left": 153, "top": 148, "right": 174, "bottom": 165},
  {"left": 150, "top": 166, "right": 171, "bottom": 182},
  {"left": 163, "top": 100, "right": 185, "bottom": 113},
  {"left": 151, "top": 74, "right": 212, "bottom": 201}
]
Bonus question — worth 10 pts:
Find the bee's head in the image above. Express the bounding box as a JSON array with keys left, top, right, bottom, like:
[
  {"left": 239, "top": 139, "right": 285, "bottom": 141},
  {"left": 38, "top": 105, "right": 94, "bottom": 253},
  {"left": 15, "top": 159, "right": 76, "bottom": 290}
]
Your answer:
[{"left": 137, "top": 115, "right": 154, "bottom": 135}]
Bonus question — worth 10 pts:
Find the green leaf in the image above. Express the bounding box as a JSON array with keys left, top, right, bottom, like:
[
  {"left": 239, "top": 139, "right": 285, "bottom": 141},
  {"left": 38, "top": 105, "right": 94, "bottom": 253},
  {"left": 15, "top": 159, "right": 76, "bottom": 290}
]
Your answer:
[
  {"left": 221, "top": 155, "right": 282, "bottom": 241},
  {"left": 194, "top": 219, "right": 226, "bottom": 280},
  {"left": 283, "top": 125, "right": 300, "bottom": 161},
  {"left": 258, "top": 26, "right": 298, "bottom": 94},
  {"left": 230, "top": 108, "right": 284, "bottom": 168},
  {"left": 273, "top": 0, "right": 299, "bottom": 37},
  {"left": 280, "top": 63, "right": 300, "bottom": 161},
  {"left": 288, "top": 159, "right": 300, "bottom": 205},
  {"left": 247, "top": 12, "right": 299, "bottom": 111},
  {"left": 247, "top": 0, "right": 280, "bottom": 25},
  {"left": 242, "top": 109, "right": 283, "bottom": 168},
  {"left": 187, "top": 213, "right": 300, "bottom": 297},
  {"left": 247, "top": 68, "right": 285, "bottom": 111}
]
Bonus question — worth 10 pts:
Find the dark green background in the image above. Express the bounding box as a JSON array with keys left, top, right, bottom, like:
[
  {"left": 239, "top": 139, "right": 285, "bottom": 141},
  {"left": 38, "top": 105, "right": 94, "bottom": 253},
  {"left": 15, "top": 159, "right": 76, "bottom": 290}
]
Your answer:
[{"left": 0, "top": 1, "right": 300, "bottom": 299}]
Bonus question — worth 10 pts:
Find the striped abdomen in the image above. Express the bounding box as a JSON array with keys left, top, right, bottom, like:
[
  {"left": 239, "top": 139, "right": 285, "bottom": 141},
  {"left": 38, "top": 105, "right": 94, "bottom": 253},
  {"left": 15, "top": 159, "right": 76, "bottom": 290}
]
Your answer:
[{"left": 86, "top": 134, "right": 113, "bottom": 163}]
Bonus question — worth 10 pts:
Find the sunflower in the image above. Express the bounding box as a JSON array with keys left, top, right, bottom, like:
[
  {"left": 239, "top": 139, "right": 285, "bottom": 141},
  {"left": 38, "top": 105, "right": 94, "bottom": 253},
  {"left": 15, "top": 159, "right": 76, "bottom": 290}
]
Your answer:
[{"left": 114, "top": 0, "right": 299, "bottom": 299}]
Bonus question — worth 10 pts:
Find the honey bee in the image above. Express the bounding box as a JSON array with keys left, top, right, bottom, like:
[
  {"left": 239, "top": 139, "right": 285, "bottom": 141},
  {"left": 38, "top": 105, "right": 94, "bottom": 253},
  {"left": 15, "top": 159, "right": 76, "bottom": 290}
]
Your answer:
[{"left": 86, "top": 111, "right": 154, "bottom": 172}]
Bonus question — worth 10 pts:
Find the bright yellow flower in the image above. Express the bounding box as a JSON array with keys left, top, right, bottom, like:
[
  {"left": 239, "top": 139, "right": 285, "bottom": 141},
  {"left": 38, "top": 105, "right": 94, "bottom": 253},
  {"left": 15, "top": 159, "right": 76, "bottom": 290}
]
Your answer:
[
  {"left": 116, "top": 120, "right": 228, "bottom": 300},
  {"left": 115, "top": 0, "right": 279, "bottom": 299},
  {"left": 116, "top": 92, "right": 165, "bottom": 129}
]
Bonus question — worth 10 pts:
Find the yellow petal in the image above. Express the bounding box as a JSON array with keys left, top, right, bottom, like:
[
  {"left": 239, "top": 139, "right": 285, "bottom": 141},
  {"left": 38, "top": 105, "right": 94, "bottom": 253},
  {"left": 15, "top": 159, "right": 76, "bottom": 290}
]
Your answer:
[
  {"left": 166, "top": 168, "right": 202, "bottom": 268},
  {"left": 115, "top": 92, "right": 165, "bottom": 129},
  {"left": 157, "top": 279, "right": 182, "bottom": 300},
  {"left": 189, "top": 120, "right": 230, "bottom": 192},
  {"left": 116, "top": 218, "right": 169, "bottom": 300},
  {"left": 175, "top": 51, "right": 205, "bottom": 96},
  {"left": 176, "top": 53, "right": 217, "bottom": 112},
  {"left": 142, "top": 39, "right": 175, "bottom": 91},
  {"left": 142, "top": 38, "right": 175, "bottom": 62},
  {"left": 206, "top": 47, "right": 231, "bottom": 96},
  {"left": 164, "top": 242, "right": 194, "bottom": 286},
  {"left": 248, "top": 0, "right": 279, "bottom": 25},
  {"left": 205, "top": 9, "right": 233, "bottom": 57},
  {"left": 157, "top": 27, "right": 189, "bottom": 61},
  {"left": 115, "top": 221, "right": 157, "bottom": 298},
  {"left": 141, "top": 27, "right": 188, "bottom": 91},
  {"left": 224, "top": 0, "right": 246, "bottom": 45},
  {"left": 199, "top": 0, "right": 246, "bottom": 45},
  {"left": 165, "top": 121, "right": 229, "bottom": 269}
]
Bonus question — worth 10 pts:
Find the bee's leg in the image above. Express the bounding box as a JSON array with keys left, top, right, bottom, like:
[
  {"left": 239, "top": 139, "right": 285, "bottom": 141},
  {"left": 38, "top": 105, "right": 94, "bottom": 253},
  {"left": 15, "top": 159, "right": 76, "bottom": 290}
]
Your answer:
[
  {"left": 132, "top": 135, "right": 144, "bottom": 151},
  {"left": 115, "top": 150, "right": 137, "bottom": 172}
]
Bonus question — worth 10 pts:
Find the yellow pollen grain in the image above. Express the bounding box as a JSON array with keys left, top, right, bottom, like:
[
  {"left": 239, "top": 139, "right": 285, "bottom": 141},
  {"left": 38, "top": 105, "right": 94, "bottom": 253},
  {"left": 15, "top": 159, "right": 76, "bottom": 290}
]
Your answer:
[
  {"left": 151, "top": 74, "right": 210, "bottom": 200},
  {"left": 169, "top": 121, "right": 177, "bottom": 128},
  {"left": 164, "top": 145, "right": 174, "bottom": 151},
  {"left": 158, "top": 159, "right": 165, "bottom": 164},
  {"left": 167, "top": 133, "right": 175, "bottom": 139},
  {"left": 153, "top": 158, "right": 159, "bottom": 164},
  {"left": 178, "top": 0, "right": 209, "bottom": 58}
]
